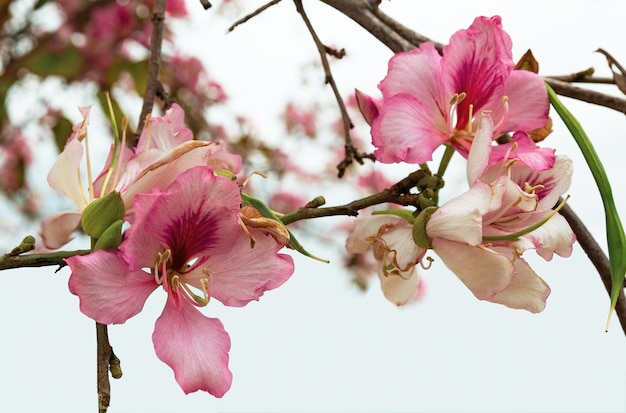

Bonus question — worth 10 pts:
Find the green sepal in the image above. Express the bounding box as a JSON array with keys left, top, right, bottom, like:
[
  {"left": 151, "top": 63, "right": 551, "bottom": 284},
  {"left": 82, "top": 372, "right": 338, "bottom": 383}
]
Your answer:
[
  {"left": 242, "top": 192, "right": 329, "bottom": 263},
  {"left": 547, "top": 83, "right": 626, "bottom": 326},
  {"left": 93, "top": 220, "right": 124, "bottom": 251},
  {"left": 82, "top": 192, "right": 125, "bottom": 239},
  {"left": 412, "top": 206, "right": 438, "bottom": 249}
]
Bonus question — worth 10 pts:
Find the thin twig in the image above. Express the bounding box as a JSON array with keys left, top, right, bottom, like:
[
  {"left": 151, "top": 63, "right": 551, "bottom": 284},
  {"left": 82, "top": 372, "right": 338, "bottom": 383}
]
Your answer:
[
  {"left": 136, "top": 0, "right": 166, "bottom": 141},
  {"left": 227, "top": 0, "right": 282, "bottom": 32},
  {"left": 544, "top": 78, "right": 626, "bottom": 115},
  {"left": 293, "top": 0, "right": 373, "bottom": 177},
  {"left": 0, "top": 249, "right": 91, "bottom": 271},
  {"left": 280, "top": 170, "right": 429, "bottom": 225}
]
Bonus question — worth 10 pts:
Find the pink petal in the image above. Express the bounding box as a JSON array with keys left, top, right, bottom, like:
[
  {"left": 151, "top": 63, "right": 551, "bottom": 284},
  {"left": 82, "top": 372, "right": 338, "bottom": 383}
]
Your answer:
[
  {"left": 346, "top": 215, "right": 424, "bottom": 270},
  {"left": 67, "top": 250, "right": 157, "bottom": 324},
  {"left": 488, "top": 247, "right": 551, "bottom": 313},
  {"left": 443, "top": 16, "right": 512, "bottom": 129},
  {"left": 354, "top": 89, "right": 380, "bottom": 126},
  {"left": 208, "top": 228, "right": 294, "bottom": 307},
  {"left": 39, "top": 211, "right": 82, "bottom": 249},
  {"left": 502, "top": 155, "right": 572, "bottom": 212},
  {"left": 379, "top": 43, "right": 449, "bottom": 121},
  {"left": 466, "top": 113, "right": 495, "bottom": 184},
  {"left": 523, "top": 213, "right": 576, "bottom": 260},
  {"left": 372, "top": 93, "right": 445, "bottom": 164},
  {"left": 433, "top": 238, "right": 514, "bottom": 300},
  {"left": 153, "top": 297, "right": 232, "bottom": 397},
  {"left": 428, "top": 180, "right": 504, "bottom": 245},
  {"left": 487, "top": 132, "right": 555, "bottom": 172},
  {"left": 377, "top": 265, "right": 420, "bottom": 306},
  {"left": 122, "top": 166, "right": 241, "bottom": 271},
  {"left": 122, "top": 141, "right": 242, "bottom": 218},
  {"left": 497, "top": 70, "right": 550, "bottom": 132}
]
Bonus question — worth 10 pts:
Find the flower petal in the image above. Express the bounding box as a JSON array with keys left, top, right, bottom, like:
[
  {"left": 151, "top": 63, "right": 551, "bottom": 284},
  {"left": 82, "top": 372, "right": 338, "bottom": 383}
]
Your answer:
[
  {"left": 428, "top": 180, "right": 504, "bottom": 245},
  {"left": 443, "top": 16, "right": 512, "bottom": 129},
  {"left": 39, "top": 211, "right": 82, "bottom": 249},
  {"left": 372, "top": 93, "right": 445, "bottom": 164},
  {"left": 122, "top": 166, "right": 241, "bottom": 271},
  {"left": 122, "top": 141, "right": 241, "bottom": 218},
  {"left": 208, "top": 228, "right": 294, "bottom": 307},
  {"left": 379, "top": 43, "right": 449, "bottom": 119},
  {"left": 496, "top": 70, "right": 550, "bottom": 133},
  {"left": 67, "top": 250, "right": 157, "bottom": 324},
  {"left": 433, "top": 238, "right": 514, "bottom": 300},
  {"left": 47, "top": 138, "right": 87, "bottom": 210},
  {"left": 524, "top": 212, "right": 576, "bottom": 260},
  {"left": 354, "top": 89, "right": 380, "bottom": 126},
  {"left": 377, "top": 265, "right": 421, "bottom": 306},
  {"left": 488, "top": 248, "right": 551, "bottom": 313},
  {"left": 153, "top": 297, "right": 232, "bottom": 397}
]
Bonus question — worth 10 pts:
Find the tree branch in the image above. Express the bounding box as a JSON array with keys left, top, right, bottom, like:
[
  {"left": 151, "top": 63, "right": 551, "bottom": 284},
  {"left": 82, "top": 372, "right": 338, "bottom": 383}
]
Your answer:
[{"left": 136, "top": 0, "right": 166, "bottom": 140}]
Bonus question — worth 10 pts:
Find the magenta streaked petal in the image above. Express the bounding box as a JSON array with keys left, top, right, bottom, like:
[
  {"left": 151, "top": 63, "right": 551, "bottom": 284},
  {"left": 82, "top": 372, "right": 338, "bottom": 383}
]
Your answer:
[
  {"left": 122, "top": 166, "right": 241, "bottom": 271},
  {"left": 379, "top": 43, "right": 449, "bottom": 119},
  {"left": 208, "top": 228, "right": 294, "bottom": 307},
  {"left": 433, "top": 239, "right": 514, "bottom": 300},
  {"left": 39, "top": 211, "right": 82, "bottom": 250},
  {"left": 443, "top": 16, "right": 512, "bottom": 129},
  {"left": 497, "top": 70, "right": 550, "bottom": 132},
  {"left": 153, "top": 297, "right": 232, "bottom": 397},
  {"left": 372, "top": 93, "right": 445, "bottom": 164},
  {"left": 67, "top": 250, "right": 157, "bottom": 324},
  {"left": 488, "top": 132, "right": 555, "bottom": 172}
]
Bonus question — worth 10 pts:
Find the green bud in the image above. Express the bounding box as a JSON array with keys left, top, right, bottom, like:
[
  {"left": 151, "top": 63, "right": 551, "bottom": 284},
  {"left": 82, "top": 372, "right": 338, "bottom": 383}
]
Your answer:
[
  {"left": 214, "top": 169, "right": 237, "bottom": 180},
  {"left": 93, "top": 220, "right": 124, "bottom": 250},
  {"left": 412, "top": 206, "right": 438, "bottom": 249},
  {"left": 81, "top": 192, "right": 125, "bottom": 239}
]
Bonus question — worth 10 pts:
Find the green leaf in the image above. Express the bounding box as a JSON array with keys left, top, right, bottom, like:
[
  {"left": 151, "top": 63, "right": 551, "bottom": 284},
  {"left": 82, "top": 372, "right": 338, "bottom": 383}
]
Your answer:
[
  {"left": 22, "top": 45, "right": 83, "bottom": 80},
  {"left": 547, "top": 83, "right": 626, "bottom": 328}
]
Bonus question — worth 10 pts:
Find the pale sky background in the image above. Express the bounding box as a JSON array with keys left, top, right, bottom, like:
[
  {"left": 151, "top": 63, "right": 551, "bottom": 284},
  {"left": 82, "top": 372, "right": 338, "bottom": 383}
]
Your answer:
[{"left": 1, "top": 0, "right": 626, "bottom": 412}]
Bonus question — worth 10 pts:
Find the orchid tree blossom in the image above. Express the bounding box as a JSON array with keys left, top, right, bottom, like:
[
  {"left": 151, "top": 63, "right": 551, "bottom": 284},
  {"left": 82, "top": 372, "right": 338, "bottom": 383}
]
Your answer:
[
  {"left": 424, "top": 115, "right": 575, "bottom": 312},
  {"left": 67, "top": 166, "right": 294, "bottom": 396},
  {"left": 356, "top": 15, "right": 549, "bottom": 164},
  {"left": 346, "top": 214, "right": 426, "bottom": 306},
  {"left": 40, "top": 104, "right": 242, "bottom": 249}
]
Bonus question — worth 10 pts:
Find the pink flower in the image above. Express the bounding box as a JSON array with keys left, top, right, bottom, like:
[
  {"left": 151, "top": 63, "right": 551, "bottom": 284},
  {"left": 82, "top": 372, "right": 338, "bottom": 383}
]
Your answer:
[
  {"left": 40, "top": 105, "right": 242, "bottom": 249},
  {"left": 361, "top": 16, "right": 548, "bottom": 164},
  {"left": 424, "top": 116, "right": 575, "bottom": 312},
  {"left": 346, "top": 214, "right": 426, "bottom": 306},
  {"left": 67, "top": 166, "right": 294, "bottom": 396}
]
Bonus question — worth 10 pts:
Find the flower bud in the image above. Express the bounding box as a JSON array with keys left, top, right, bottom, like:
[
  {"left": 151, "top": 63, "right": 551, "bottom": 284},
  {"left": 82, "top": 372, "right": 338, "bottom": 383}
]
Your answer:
[
  {"left": 93, "top": 220, "right": 124, "bottom": 250},
  {"left": 81, "top": 192, "right": 125, "bottom": 239}
]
